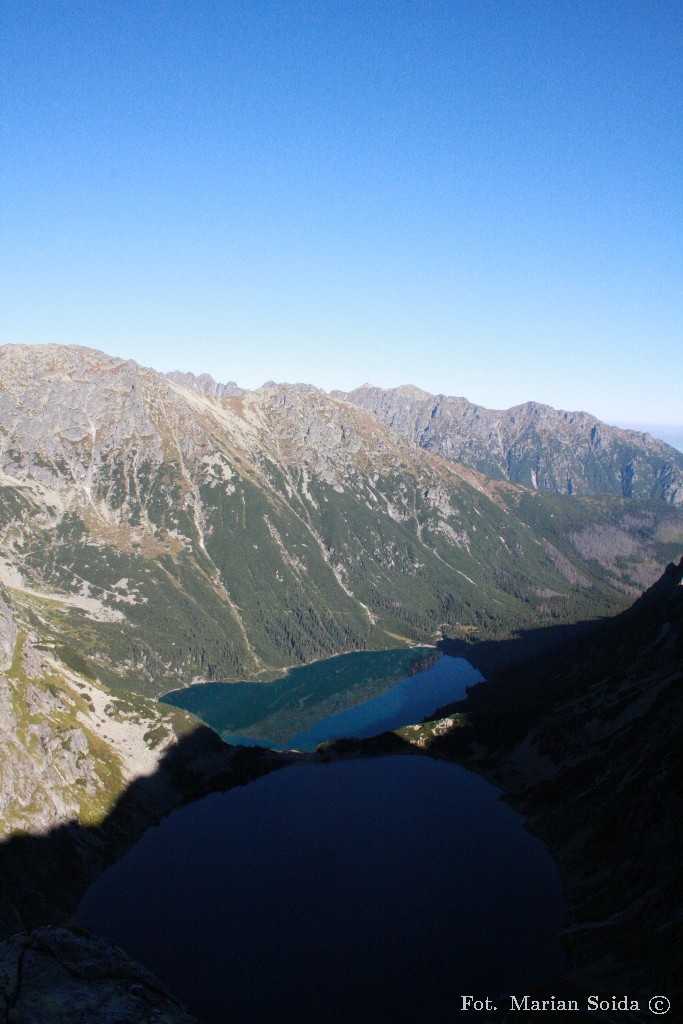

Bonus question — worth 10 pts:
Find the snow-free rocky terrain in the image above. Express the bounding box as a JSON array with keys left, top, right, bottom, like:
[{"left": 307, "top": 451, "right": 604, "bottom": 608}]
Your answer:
[
  {"left": 1, "top": 343, "right": 681, "bottom": 699},
  {"left": 0, "top": 343, "right": 681, "bottom": 1022},
  {"left": 337, "top": 382, "right": 683, "bottom": 502}
]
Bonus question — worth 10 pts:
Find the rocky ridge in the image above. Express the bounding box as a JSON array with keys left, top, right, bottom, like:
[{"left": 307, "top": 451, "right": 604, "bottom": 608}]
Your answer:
[
  {"left": 1, "top": 343, "right": 681, "bottom": 697},
  {"left": 165, "top": 370, "right": 244, "bottom": 399},
  {"left": 336, "top": 383, "right": 683, "bottom": 503}
]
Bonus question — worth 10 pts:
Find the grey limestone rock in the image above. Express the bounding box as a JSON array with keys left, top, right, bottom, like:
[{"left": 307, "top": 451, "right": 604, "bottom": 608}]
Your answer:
[
  {"left": 0, "top": 593, "right": 17, "bottom": 673},
  {"left": 0, "top": 926, "right": 200, "bottom": 1023},
  {"left": 166, "top": 369, "right": 244, "bottom": 399},
  {"left": 337, "top": 383, "right": 683, "bottom": 503}
]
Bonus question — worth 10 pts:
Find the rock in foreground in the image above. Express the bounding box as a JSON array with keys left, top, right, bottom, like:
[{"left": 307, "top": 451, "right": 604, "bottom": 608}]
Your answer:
[{"left": 0, "top": 926, "right": 199, "bottom": 1023}]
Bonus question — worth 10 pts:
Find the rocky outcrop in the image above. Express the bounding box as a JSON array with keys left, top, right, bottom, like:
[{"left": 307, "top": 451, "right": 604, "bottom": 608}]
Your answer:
[
  {"left": 165, "top": 370, "right": 244, "bottom": 399},
  {"left": 0, "top": 926, "right": 200, "bottom": 1023},
  {"left": 0, "top": 582, "right": 198, "bottom": 845},
  {"left": 0, "top": 592, "right": 17, "bottom": 672},
  {"left": 337, "top": 384, "right": 683, "bottom": 503}
]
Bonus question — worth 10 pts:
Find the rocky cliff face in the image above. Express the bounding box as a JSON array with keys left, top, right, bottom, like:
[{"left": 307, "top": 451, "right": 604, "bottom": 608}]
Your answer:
[
  {"left": 1, "top": 344, "right": 681, "bottom": 697},
  {"left": 337, "top": 383, "right": 683, "bottom": 503},
  {"left": 0, "top": 584, "right": 194, "bottom": 846}
]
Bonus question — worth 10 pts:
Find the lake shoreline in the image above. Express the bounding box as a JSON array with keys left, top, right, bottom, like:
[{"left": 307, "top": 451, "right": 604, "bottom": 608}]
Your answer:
[
  {"left": 78, "top": 754, "right": 566, "bottom": 1024},
  {"left": 160, "top": 647, "right": 478, "bottom": 749},
  {"left": 160, "top": 641, "right": 439, "bottom": 697}
]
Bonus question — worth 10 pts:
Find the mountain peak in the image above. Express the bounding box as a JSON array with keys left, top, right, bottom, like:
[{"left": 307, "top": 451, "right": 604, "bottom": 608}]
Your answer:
[
  {"left": 340, "top": 384, "right": 683, "bottom": 503},
  {"left": 165, "top": 370, "right": 244, "bottom": 399}
]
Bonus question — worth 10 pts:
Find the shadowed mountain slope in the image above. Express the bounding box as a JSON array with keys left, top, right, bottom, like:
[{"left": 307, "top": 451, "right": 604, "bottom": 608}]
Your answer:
[
  {"left": 0, "top": 723, "right": 294, "bottom": 940},
  {"left": 0, "top": 925, "right": 202, "bottom": 1023},
  {"left": 0, "top": 724, "right": 299, "bottom": 1023},
  {"left": 400, "top": 557, "right": 683, "bottom": 1013}
]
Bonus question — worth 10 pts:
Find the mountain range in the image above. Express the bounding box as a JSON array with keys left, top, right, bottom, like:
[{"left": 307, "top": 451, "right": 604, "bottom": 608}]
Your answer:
[
  {"left": 335, "top": 383, "right": 683, "bottom": 502},
  {"left": 165, "top": 368, "right": 683, "bottom": 502},
  {"left": 1, "top": 343, "right": 681, "bottom": 700},
  {"left": 0, "top": 341, "right": 680, "bottom": 828},
  {"left": 0, "top": 342, "right": 681, "bottom": 1020}
]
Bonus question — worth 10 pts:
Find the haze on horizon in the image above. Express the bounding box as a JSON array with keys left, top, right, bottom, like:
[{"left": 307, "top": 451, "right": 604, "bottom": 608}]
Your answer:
[{"left": 1, "top": 1, "right": 681, "bottom": 428}]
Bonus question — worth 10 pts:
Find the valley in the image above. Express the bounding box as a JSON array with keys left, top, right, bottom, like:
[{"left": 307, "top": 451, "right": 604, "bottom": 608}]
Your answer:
[
  {"left": 0, "top": 343, "right": 681, "bottom": 1022},
  {"left": 1, "top": 344, "right": 681, "bottom": 702}
]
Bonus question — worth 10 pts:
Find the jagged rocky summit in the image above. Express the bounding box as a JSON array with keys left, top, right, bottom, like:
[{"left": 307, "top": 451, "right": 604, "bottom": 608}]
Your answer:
[
  {"left": 334, "top": 383, "right": 683, "bottom": 503},
  {"left": 165, "top": 369, "right": 244, "bottom": 400}
]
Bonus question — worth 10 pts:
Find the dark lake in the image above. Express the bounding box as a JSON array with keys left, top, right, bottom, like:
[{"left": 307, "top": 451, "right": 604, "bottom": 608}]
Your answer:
[
  {"left": 78, "top": 756, "right": 565, "bottom": 1024},
  {"left": 161, "top": 647, "right": 482, "bottom": 749}
]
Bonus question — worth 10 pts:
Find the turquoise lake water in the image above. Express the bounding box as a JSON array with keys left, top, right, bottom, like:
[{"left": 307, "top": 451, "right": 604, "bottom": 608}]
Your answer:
[
  {"left": 161, "top": 647, "right": 482, "bottom": 749},
  {"left": 287, "top": 653, "right": 481, "bottom": 748}
]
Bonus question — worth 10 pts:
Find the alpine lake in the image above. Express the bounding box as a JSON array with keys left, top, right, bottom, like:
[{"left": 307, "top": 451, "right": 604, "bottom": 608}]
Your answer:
[{"left": 78, "top": 649, "right": 566, "bottom": 1023}]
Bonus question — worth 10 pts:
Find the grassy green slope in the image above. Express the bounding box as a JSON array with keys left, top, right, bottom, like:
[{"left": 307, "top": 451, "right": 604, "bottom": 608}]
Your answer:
[
  {"left": 5, "top": 464, "right": 680, "bottom": 700},
  {"left": 1, "top": 351, "right": 680, "bottom": 700}
]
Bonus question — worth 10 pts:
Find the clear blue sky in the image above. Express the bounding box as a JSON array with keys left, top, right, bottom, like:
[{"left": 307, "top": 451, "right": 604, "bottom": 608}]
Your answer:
[{"left": 1, "top": 1, "right": 681, "bottom": 425}]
